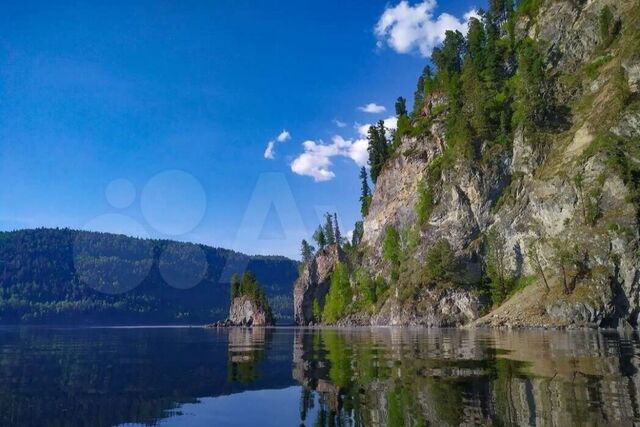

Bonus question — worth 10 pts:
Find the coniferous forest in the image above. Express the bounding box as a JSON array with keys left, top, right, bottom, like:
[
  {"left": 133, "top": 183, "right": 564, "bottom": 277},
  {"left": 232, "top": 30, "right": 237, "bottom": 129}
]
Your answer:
[{"left": 0, "top": 228, "right": 298, "bottom": 324}]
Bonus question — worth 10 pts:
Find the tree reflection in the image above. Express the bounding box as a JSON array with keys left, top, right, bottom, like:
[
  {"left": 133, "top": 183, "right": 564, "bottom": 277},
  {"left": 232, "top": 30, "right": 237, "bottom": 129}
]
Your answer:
[{"left": 292, "top": 329, "right": 640, "bottom": 426}]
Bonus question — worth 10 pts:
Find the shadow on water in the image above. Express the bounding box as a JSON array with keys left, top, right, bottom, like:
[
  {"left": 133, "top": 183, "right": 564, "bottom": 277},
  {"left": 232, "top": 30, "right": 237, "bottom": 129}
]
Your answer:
[{"left": 0, "top": 326, "right": 639, "bottom": 426}]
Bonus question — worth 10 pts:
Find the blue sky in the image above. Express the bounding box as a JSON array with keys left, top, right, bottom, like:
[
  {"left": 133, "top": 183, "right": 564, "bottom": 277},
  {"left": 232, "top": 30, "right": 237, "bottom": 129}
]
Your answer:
[{"left": 0, "top": 0, "right": 479, "bottom": 259}]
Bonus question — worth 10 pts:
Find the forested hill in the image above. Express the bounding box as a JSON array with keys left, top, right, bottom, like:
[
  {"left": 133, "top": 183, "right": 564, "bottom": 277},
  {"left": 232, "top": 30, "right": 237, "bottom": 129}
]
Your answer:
[{"left": 0, "top": 228, "right": 299, "bottom": 324}]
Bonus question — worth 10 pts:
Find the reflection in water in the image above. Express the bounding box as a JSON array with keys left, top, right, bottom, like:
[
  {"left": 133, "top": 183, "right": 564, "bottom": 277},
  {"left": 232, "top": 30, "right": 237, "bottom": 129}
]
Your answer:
[
  {"left": 293, "top": 329, "right": 640, "bottom": 426},
  {"left": 0, "top": 327, "right": 639, "bottom": 426}
]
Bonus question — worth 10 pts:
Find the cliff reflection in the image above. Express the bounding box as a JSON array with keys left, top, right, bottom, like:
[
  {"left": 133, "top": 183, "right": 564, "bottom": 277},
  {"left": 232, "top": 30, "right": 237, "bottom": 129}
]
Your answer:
[
  {"left": 227, "top": 327, "right": 272, "bottom": 383},
  {"left": 292, "top": 328, "right": 640, "bottom": 426}
]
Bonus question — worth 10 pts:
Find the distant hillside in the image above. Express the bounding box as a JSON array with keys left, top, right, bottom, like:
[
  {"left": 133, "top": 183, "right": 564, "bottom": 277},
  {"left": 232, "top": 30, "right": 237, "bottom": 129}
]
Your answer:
[{"left": 0, "top": 228, "right": 299, "bottom": 324}]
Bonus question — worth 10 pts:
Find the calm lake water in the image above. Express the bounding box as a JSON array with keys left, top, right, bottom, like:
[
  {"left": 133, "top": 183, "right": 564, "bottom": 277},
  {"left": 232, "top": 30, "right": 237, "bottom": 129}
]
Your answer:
[{"left": 0, "top": 327, "right": 639, "bottom": 426}]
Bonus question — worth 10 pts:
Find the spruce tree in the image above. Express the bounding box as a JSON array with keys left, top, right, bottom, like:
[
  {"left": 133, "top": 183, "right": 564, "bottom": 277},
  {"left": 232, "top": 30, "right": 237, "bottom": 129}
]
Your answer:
[
  {"left": 313, "top": 226, "right": 326, "bottom": 249},
  {"left": 359, "top": 167, "right": 371, "bottom": 217},
  {"left": 333, "top": 213, "right": 341, "bottom": 244},
  {"left": 351, "top": 221, "right": 364, "bottom": 247},
  {"left": 300, "top": 239, "right": 315, "bottom": 264},
  {"left": 367, "top": 120, "right": 389, "bottom": 183},
  {"left": 323, "top": 213, "right": 335, "bottom": 245},
  {"left": 395, "top": 96, "right": 407, "bottom": 117}
]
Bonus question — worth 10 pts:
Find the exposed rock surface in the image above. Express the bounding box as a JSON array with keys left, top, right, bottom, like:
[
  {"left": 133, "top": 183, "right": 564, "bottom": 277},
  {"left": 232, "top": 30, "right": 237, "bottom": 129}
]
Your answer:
[
  {"left": 294, "top": 0, "right": 640, "bottom": 329},
  {"left": 293, "top": 244, "right": 346, "bottom": 325},
  {"left": 359, "top": 0, "right": 639, "bottom": 328},
  {"left": 336, "top": 287, "right": 485, "bottom": 327},
  {"left": 208, "top": 295, "right": 275, "bottom": 327}
]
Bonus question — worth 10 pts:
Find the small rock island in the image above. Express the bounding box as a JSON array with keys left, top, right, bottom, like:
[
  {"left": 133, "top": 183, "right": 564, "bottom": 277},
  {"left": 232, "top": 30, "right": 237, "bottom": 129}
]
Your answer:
[{"left": 208, "top": 272, "right": 275, "bottom": 327}]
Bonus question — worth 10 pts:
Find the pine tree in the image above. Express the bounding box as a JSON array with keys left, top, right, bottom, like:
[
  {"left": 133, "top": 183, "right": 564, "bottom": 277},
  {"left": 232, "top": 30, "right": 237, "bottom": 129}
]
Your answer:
[
  {"left": 313, "top": 226, "right": 326, "bottom": 249},
  {"left": 359, "top": 166, "right": 371, "bottom": 217},
  {"left": 300, "top": 239, "right": 315, "bottom": 264},
  {"left": 351, "top": 221, "right": 364, "bottom": 247},
  {"left": 230, "top": 273, "right": 241, "bottom": 300},
  {"left": 367, "top": 120, "right": 389, "bottom": 183},
  {"left": 323, "top": 213, "right": 335, "bottom": 245},
  {"left": 333, "top": 213, "right": 341, "bottom": 244},
  {"left": 413, "top": 65, "right": 435, "bottom": 116},
  {"left": 395, "top": 96, "right": 407, "bottom": 117}
]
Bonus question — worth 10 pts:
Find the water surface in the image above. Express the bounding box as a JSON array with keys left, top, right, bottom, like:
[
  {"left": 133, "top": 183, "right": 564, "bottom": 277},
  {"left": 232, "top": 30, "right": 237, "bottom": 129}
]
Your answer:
[{"left": 0, "top": 326, "right": 639, "bottom": 426}]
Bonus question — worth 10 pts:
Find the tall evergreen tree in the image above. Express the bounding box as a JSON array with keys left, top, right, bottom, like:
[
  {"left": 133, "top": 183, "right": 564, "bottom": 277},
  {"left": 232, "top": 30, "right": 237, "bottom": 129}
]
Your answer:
[
  {"left": 300, "top": 239, "right": 315, "bottom": 265},
  {"left": 359, "top": 166, "right": 371, "bottom": 217},
  {"left": 367, "top": 120, "right": 389, "bottom": 183},
  {"left": 313, "top": 226, "right": 326, "bottom": 249},
  {"left": 333, "top": 213, "right": 341, "bottom": 244},
  {"left": 230, "top": 273, "right": 241, "bottom": 300},
  {"left": 395, "top": 96, "right": 407, "bottom": 117},
  {"left": 323, "top": 213, "right": 335, "bottom": 245},
  {"left": 351, "top": 221, "right": 364, "bottom": 247},
  {"left": 413, "top": 65, "right": 435, "bottom": 116}
]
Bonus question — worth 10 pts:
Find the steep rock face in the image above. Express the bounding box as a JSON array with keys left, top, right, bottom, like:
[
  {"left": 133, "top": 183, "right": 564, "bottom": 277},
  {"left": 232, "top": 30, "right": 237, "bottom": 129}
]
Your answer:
[
  {"left": 227, "top": 296, "right": 275, "bottom": 326},
  {"left": 293, "top": 244, "right": 346, "bottom": 325},
  {"left": 356, "top": 0, "right": 640, "bottom": 328}
]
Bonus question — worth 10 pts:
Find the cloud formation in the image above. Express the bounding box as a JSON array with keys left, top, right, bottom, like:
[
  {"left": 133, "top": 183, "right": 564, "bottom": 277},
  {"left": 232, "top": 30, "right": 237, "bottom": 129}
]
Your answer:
[
  {"left": 375, "top": 0, "right": 478, "bottom": 58},
  {"left": 263, "top": 129, "right": 291, "bottom": 160},
  {"left": 264, "top": 141, "right": 276, "bottom": 159},
  {"left": 276, "top": 130, "right": 291, "bottom": 142},
  {"left": 358, "top": 103, "right": 387, "bottom": 113},
  {"left": 333, "top": 119, "right": 347, "bottom": 128},
  {"left": 290, "top": 117, "right": 397, "bottom": 182}
]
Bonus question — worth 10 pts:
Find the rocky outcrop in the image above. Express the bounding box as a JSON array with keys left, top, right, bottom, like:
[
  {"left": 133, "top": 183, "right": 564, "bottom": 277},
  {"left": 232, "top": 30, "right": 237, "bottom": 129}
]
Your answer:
[
  {"left": 336, "top": 287, "right": 485, "bottom": 327},
  {"left": 354, "top": 0, "right": 640, "bottom": 328},
  {"left": 208, "top": 295, "right": 275, "bottom": 327},
  {"left": 293, "top": 244, "right": 346, "bottom": 325}
]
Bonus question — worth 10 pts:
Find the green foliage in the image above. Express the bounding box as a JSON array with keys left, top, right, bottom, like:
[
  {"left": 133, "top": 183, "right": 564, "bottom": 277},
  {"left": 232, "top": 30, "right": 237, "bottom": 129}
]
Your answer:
[
  {"left": 413, "top": 66, "right": 435, "bottom": 116},
  {"left": 313, "top": 225, "right": 326, "bottom": 249},
  {"left": 354, "top": 268, "right": 377, "bottom": 308},
  {"left": 516, "top": 0, "right": 540, "bottom": 18},
  {"left": 367, "top": 120, "right": 390, "bottom": 183},
  {"left": 395, "top": 96, "right": 407, "bottom": 117},
  {"left": 415, "top": 179, "right": 435, "bottom": 226},
  {"left": 230, "top": 274, "right": 241, "bottom": 299},
  {"left": 485, "top": 230, "right": 513, "bottom": 305},
  {"left": 584, "top": 55, "right": 612, "bottom": 80},
  {"left": 333, "top": 213, "right": 341, "bottom": 244},
  {"left": 351, "top": 221, "right": 364, "bottom": 248},
  {"left": 599, "top": 6, "right": 619, "bottom": 48},
  {"left": 383, "top": 226, "right": 401, "bottom": 282},
  {"left": 311, "top": 298, "right": 322, "bottom": 323},
  {"left": 359, "top": 166, "right": 372, "bottom": 217},
  {"left": 394, "top": 114, "right": 411, "bottom": 145},
  {"left": 551, "top": 239, "right": 581, "bottom": 294},
  {"left": 322, "top": 262, "right": 352, "bottom": 323},
  {"left": 0, "top": 228, "right": 299, "bottom": 324},
  {"left": 512, "top": 38, "right": 546, "bottom": 134},
  {"left": 323, "top": 213, "right": 336, "bottom": 246},
  {"left": 424, "top": 239, "right": 460, "bottom": 285},
  {"left": 300, "top": 239, "right": 315, "bottom": 265},
  {"left": 581, "top": 130, "right": 640, "bottom": 220},
  {"left": 235, "top": 272, "right": 274, "bottom": 319}
]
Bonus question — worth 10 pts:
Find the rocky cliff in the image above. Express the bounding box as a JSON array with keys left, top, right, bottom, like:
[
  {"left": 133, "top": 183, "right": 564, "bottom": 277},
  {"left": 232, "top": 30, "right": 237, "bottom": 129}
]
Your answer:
[
  {"left": 296, "top": 0, "right": 640, "bottom": 328},
  {"left": 360, "top": 0, "right": 640, "bottom": 328},
  {"left": 226, "top": 295, "right": 275, "bottom": 326},
  {"left": 294, "top": 244, "right": 346, "bottom": 325}
]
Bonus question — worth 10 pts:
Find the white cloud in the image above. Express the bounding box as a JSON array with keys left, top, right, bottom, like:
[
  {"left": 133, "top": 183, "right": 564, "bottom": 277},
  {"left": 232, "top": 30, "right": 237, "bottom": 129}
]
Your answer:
[
  {"left": 263, "top": 141, "right": 276, "bottom": 159},
  {"left": 358, "top": 103, "right": 387, "bottom": 114},
  {"left": 356, "top": 116, "right": 398, "bottom": 138},
  {"left": 291, "top": 118, "right": 399, "bottom": 182},
  {"left": 375, "top": 0, "right": 479, "bottom": 58},
  {"left": 276, "top": 129, "right": 291, "bottom": 142},
  {"left": 263, "top": 129, "right": 291, "bottom": 160},
  {"left": 333, "top": 119, "right": 347, "bottom": 128}
]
